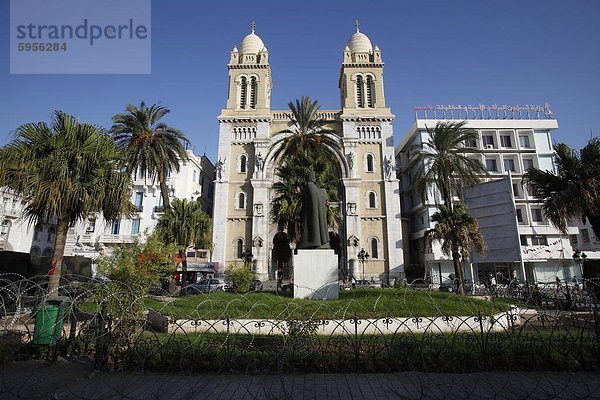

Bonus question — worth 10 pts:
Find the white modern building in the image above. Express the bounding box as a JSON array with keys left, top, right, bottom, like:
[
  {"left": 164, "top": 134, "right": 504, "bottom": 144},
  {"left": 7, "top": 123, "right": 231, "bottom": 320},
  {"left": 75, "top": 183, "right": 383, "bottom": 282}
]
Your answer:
[
  {"left": 569, "top": 219, "right": 600, "bottom": 279},
  {"left": 0, "top": 187, "right": 56, "bottom": 257},
  {"left": 211, "top": 24, "right": 404, "bottom": 282},
  {"left": 396, "top": 105, "right": 580, "bottom": 285},
  {"left": 64, "top": 150, "right": 215, "bottom": 258}
]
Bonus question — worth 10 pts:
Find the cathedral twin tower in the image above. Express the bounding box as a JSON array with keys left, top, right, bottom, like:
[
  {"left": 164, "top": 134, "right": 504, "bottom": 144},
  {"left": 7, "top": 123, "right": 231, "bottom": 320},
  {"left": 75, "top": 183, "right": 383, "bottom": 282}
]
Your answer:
[{"left": 212, "top": 23, "right": 404, "bottom": 282}]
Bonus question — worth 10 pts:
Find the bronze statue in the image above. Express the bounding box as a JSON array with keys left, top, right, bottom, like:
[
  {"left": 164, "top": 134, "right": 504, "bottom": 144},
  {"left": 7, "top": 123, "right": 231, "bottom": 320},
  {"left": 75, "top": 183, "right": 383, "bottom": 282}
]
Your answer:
[{"left": 298, "top": 170, "right": 330, "bottom": 249}]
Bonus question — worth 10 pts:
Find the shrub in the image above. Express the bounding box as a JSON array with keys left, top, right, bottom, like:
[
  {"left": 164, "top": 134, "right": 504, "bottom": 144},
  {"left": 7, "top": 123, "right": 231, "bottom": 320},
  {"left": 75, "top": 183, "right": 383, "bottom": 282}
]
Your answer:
[
  {"left": 98, "top": 233, "right": 177, "bottom": 291},
  {"left": 226, "top": 263, "right": 255, "bottom": 293},
  {"left": 96, "top": 231, "right": 178, "bottom": 314}
]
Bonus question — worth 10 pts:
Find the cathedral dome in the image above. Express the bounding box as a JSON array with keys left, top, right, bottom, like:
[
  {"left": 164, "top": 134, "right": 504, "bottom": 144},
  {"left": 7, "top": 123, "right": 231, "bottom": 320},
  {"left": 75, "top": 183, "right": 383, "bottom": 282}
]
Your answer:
[
  {"left": 346, "top": 30, "right": 372, "bottom": 54},
  {"left": 239, "top": 30, "right": 265, "bottom": 55}
]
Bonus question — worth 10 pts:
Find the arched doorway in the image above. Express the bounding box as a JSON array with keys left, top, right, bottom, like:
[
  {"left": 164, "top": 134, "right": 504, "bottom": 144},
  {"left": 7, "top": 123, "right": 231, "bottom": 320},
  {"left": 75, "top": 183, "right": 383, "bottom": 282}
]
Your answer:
[
  {"left": 264, "top": 129, "right": 350, "bottom": 281},
  {"left": 272, "top": 231, "right": 292, "bottom": 280}
]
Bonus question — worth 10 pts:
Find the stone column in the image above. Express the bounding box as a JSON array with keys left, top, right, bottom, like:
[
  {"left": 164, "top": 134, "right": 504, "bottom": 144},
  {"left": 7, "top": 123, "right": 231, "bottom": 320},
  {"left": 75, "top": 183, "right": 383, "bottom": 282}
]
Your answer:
[
  {"left": 381, "top": 122, "right": 404, "bottom": 278},
  {"left": 342, "top": 178, "right": 361, "bottom": 278},
  {"left": 211, "top": 122, "right": 233, "bottom": 269},
  {"left": 251, "top": 179, "right": 270, "bottom": 280}
]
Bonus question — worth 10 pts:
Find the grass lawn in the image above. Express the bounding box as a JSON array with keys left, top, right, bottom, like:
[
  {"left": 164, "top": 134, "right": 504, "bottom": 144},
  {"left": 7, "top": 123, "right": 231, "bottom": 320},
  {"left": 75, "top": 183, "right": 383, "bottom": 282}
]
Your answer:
[{"left": 143, "top": 288, "right": 518, "bottom": 320}]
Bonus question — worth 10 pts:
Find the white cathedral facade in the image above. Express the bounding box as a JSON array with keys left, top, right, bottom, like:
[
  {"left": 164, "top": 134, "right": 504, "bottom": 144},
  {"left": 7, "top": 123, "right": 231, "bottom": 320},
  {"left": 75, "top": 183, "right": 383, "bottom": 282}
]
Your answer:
[{"left": 211, "top": 25, "right": 404, "bottom": 282}]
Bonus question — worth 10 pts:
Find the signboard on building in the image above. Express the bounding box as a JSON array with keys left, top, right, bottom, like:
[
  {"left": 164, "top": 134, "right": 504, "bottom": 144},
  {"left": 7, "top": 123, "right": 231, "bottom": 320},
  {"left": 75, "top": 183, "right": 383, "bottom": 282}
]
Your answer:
[{"left": 463, "top": 177, "right": 522, "bottom": 263}]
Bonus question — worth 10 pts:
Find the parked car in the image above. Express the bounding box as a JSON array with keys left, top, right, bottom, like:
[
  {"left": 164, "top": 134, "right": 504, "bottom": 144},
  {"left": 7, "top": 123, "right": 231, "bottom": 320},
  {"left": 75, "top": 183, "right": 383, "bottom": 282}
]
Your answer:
[
  {"left": 185, "top": 278, "right": 229, "bottom": 294},
  {"left": 250, "top": 279, "right": 263, "bottom": 292},
  {"left": 439, "top": 277, "right": 473, "bottom": 293}
]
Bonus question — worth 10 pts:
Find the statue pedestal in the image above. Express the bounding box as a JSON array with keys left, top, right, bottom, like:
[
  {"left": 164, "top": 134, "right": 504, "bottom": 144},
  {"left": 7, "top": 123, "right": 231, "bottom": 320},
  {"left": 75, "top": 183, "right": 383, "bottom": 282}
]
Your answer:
[{"left": 293, "top": 249, "right": 339, "bottom": 300}]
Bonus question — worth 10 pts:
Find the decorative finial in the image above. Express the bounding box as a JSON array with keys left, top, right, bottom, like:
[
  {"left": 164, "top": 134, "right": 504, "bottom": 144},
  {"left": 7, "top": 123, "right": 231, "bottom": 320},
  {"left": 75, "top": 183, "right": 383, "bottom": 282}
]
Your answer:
[
  {"left": 250, "top": 21, "right": 256, "bottom": 33},
  {"left": 355, "top": 19, "right": 360, "bottom": 33}
]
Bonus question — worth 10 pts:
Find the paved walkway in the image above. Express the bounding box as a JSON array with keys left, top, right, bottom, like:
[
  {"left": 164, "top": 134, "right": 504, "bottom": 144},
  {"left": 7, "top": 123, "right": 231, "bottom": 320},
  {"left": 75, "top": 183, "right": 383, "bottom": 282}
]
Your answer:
[{"left": 1, "top": 360, "right": 599, "bottom": 399}]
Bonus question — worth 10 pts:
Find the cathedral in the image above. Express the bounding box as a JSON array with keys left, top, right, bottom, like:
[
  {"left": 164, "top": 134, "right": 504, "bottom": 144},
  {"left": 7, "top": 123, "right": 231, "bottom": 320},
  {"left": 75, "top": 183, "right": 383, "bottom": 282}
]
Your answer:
[{"left": 212, "top": 23, "right": 404, "bottom": 282}]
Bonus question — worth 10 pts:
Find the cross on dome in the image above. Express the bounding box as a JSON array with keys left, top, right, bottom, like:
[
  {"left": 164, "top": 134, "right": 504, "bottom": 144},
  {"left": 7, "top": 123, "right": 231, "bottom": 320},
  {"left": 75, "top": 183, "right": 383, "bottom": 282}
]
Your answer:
[
  {"left": 346, "top": 20, "right": 372, "bottom": 53},
  {"left": 239, "top": 22, "right": 265, "bottom": 55}
]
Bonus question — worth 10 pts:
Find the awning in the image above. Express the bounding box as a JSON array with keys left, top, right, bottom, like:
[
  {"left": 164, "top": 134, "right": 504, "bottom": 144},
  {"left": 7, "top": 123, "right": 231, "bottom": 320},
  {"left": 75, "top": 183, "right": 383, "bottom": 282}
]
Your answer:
[{"left": 177, "top": 262, "right": 216, "bottom": 273}]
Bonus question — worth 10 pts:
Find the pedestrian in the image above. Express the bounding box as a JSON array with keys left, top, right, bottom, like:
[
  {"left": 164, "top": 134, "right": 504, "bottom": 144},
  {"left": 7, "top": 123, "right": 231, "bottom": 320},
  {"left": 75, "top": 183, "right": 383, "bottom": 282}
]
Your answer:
[
  {"left": 490, "top": 274, "right": 497, "bottom": 296},
  {"left": 351, "top": 276, "right": 356, "bottom": 289}
]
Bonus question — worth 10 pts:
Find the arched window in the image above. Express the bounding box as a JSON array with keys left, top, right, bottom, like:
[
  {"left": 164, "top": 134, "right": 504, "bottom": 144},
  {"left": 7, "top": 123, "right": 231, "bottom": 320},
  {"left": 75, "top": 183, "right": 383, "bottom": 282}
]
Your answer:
[
  {"left": 237, "top": 192, "right": 246, "bottom": 209},
  {"left": 42, "top": 247, "right": 53, "bottom": 258},
  {"left": 356, "top": 75, "right": 364, "bottom": 108},
  {"left": 366, "top": 154, "right": 375, "bottom": 172},
  {"left": 33, "top": 225, "right": 43, "bottom": 241},
  {"left": 47, "top": 227, "right": 55, "bottom": 243},
  {"left": 30, "top": 246, "right": 41, "bottom": 257},
  {"left": 367, "top": 191, "right": 378, "bottom": 209},
  {"left": 366, "top": 76, "right": 374, "bottom": 108},
  {"left": 239, "top": 77, "right": 247, "bottom": 108},
  {"left": 0, "top": 220, "right": 11, "bottom": 239},
  {"left": 236, "top": 238, "right": 244, "bottom": 258},
  {"left": 370, "top": 237, "right": 379, "bottom": 259},
  {"left": 250, "top": 77, "right": 257, "bottom": 108},
  {"left": 239, "top": 155, "right": 247, "bottom": 173}
]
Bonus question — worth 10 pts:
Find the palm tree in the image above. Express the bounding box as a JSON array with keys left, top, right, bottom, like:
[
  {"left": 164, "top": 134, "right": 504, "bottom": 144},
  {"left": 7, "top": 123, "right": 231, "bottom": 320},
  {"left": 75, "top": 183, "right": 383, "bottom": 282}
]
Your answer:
[
  {"left": 411, "top": 121, "right": 488, "bottom": 206},
  {"left": 111, "top": 102, "right": 189, "bottom": 209},
  {"left": 523, "top": 139, "right": 600, "bottom": 238},
  {"left": 268, "top": 97, "right": 342, "bottom": 244},
  {"left": 427, "top": 202, "right": 486, "bottom": 293},
  {"left": 157, "top": 198, "right": 212, "bottom": 289},
  {"left": 271, "top": 151, "right": 340, "bottom": 243},
  {"left": 410, "top": 121, "right": 488, "bottom": 294},
  {"left": 0, "top": 111, "right": 133, "bottom": 293},
  {"left": 268, "top": 96, "right": 342, "bottom": 162}
]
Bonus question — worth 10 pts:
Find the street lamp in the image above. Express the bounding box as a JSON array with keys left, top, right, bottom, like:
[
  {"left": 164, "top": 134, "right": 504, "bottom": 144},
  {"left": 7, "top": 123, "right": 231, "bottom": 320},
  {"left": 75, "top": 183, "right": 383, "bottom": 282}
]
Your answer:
[
  {"left": 357, "top": 247, "right": 369, "bottom": 284},
  {"left": 573, "top": 250, "right": 587, "bottom": 280},
  {"left": 241, "top": 248, "right": 254, "bottom": 269}
]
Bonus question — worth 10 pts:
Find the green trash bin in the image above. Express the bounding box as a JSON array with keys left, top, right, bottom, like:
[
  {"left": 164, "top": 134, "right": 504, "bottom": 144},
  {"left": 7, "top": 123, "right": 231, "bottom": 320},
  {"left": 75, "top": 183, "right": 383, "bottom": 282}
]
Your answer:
[{"left": 33, "top": 299, "right": 65, "bottom": 346}]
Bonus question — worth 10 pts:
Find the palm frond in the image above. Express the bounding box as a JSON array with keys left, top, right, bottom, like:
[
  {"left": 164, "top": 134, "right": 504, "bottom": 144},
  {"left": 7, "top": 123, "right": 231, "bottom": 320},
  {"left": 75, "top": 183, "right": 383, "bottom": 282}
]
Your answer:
[
  {"left": 111, "top": 102, "right": 189, "bottom": 208},
  {"left": 523, "top": 138, "right": 600, "bottom": 236}
]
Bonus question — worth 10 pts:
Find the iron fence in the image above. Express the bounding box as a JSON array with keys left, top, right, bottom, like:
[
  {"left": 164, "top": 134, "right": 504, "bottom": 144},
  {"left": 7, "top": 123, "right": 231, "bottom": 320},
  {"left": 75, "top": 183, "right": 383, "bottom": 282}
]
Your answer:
[{"left": 0, "top": 274, "right": 599, "bottom": 377}]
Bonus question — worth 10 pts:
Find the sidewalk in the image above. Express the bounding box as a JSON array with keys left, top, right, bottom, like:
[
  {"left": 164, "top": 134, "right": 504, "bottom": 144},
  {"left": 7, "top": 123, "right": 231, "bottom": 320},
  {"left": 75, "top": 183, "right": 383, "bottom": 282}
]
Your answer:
[{"left": 1, "top": 360, "right": 599, "bottom": 399}]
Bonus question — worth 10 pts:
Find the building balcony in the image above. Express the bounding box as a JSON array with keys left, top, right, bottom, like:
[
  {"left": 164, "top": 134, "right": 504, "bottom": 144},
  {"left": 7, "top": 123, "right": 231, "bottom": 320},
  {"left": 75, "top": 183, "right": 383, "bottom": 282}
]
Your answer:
[
  {"left": 135, "top": 205, "right": 144, "bottom": 212},
  {"left": 0, "top": 207, "right": 21, "bottom": 218},
  {"left": 79, "top": 233, "right": 96, "bottom": 244},
  {"left": 100, "top": 234, "right": 138, "bottom": 244}
]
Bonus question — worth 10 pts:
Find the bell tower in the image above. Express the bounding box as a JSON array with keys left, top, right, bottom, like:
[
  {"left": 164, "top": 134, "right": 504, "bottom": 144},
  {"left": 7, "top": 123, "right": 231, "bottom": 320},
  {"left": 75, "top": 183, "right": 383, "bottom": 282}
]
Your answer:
[
  {"left": 339, "top": 21, "right": 386, "bottom": 113},
  {"left": 225, "top": 22, "right": 272, "bottom": 113},
  {"left": 213, "top": 23, "right": 273, "bottom": 277}
]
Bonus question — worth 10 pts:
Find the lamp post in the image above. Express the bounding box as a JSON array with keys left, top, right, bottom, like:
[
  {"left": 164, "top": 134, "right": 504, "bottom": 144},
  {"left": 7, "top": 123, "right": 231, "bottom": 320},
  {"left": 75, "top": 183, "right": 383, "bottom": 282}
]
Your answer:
[
  {"left": 357, "top": 248, "right": 369, "bottom": 284},
  {"left": 241, "top": 248, "right": 254, "bottom": 270},
  {"left": 572, "top": 250, "right": 587, "bottom": 279}
]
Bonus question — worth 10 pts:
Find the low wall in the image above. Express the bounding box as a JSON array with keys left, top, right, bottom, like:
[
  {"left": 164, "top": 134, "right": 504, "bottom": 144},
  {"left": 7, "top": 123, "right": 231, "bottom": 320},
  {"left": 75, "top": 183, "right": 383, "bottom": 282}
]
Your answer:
[{"left": 169, "top": 309, "right": 521, "bottom": 336}]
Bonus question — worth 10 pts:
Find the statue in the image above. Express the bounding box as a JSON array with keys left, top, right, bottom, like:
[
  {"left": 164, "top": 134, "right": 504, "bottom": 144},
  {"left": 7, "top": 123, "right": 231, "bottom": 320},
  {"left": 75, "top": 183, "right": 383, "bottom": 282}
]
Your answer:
[
  {"left": 255, "top": 152, "right": 264, "bottom": 172},
  {"left": 215, "top": 157, "right": 226, "bottom": 181},
  {"left": 346, "top": 153, "right": 354, "bottom": 170},
  {"left": 384, "top": 155, "right": 393, "bottom": 179},
  {"left": 298, "top": 170, "right": 330, "bottom": 249}
]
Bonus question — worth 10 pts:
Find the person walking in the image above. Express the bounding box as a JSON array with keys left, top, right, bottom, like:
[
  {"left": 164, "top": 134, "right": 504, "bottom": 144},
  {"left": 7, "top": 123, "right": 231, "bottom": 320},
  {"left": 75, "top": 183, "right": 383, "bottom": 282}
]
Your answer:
[{"left": 490, "top": 275, "right": 497, "bottom": 297}]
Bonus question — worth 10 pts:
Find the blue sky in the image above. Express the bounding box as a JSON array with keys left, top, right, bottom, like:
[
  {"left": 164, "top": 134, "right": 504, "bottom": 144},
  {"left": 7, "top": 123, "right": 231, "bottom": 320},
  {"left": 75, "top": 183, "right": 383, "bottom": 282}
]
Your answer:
[{"left": 1, "top": 0, "right": 599, "bottom": 162}]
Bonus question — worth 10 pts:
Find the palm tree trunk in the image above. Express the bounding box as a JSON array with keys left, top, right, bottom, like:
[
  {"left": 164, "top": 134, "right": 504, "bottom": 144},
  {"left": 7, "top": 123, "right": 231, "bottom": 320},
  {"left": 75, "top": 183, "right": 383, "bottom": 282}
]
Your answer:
[
  {"left": 158, "top": 170, "right": 171, "bottom": 209},
  {"left": 451, "top": 244, "right": 465, "bottom": 295},
  {"left": 48, "top": 219, "right": 68, "bottom": 295},
  {"left": 443, "top": 186, "right": 466, "bottom": 294},
  {"left": 179, "top": 249, "right": 188, "bottom": 292}
]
